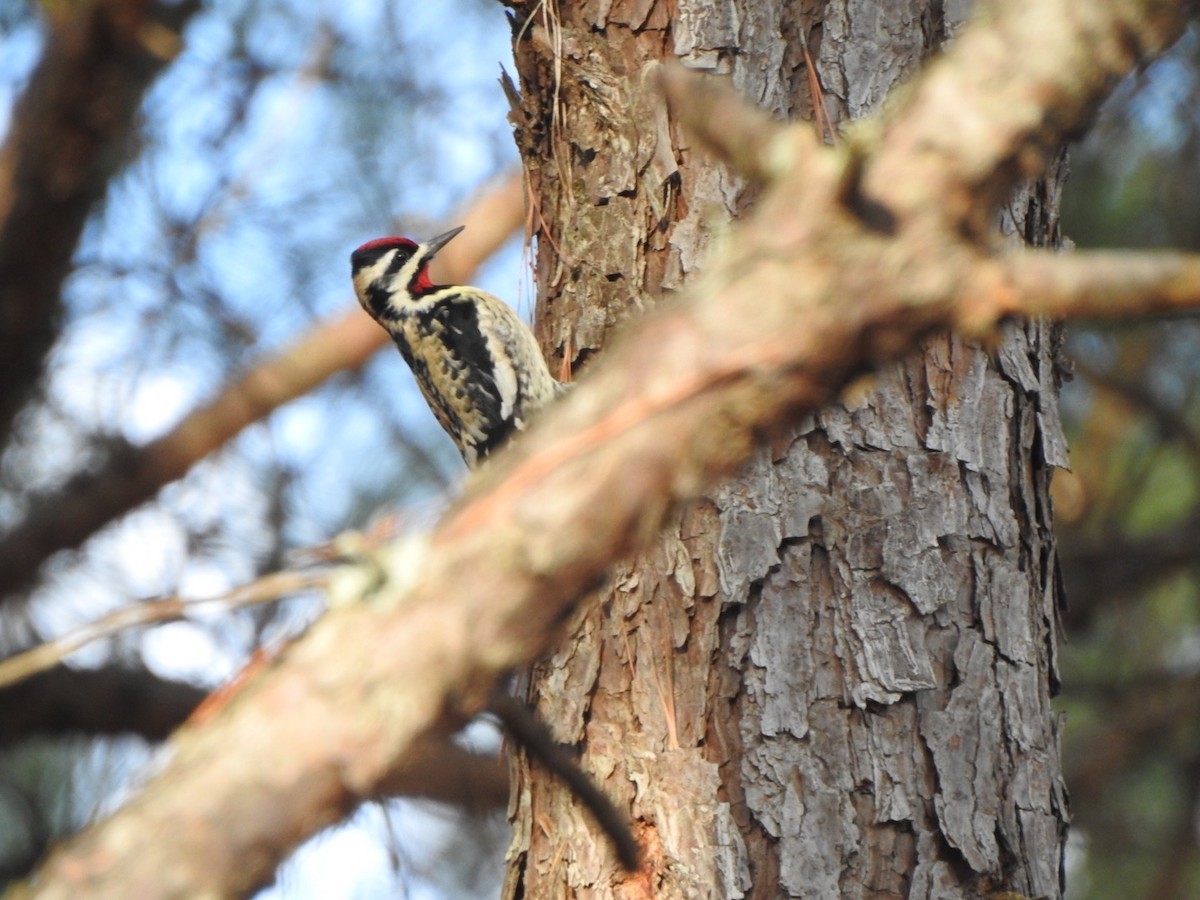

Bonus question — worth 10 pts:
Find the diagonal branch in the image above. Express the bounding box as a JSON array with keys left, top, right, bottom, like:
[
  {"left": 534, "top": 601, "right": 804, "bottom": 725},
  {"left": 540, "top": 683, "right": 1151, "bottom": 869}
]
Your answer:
[
  {"left": 864, "top": 0, "right": 1189, "bottom": 235},
  {"left": 0, "top": 174, "right": 524, "bottom": 601},
  {"left": 655, "top": 65, "right": 807, "bottom": 184}
]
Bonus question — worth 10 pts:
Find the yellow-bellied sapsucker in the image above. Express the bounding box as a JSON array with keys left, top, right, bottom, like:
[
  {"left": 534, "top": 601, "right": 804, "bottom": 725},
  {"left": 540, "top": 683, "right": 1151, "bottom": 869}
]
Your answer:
[
  {"left": 351, "top": 227, "right": 639, "bottom": 870},
  {"left": 351, "top": 225, "right": 565, "bottom": 468}
]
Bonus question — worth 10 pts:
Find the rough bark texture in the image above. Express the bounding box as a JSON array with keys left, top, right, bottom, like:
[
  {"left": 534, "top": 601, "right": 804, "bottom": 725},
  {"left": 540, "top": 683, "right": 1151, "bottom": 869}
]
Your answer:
[{"left": 504, "top": 1, "right": 1068, "bottom": 896}]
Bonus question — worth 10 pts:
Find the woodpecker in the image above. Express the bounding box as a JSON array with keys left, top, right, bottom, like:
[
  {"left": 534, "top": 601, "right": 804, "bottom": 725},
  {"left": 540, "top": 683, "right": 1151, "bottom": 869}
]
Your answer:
[
  {"left": 351, "top": 226, "right": 565, "bottom": 468},
  {"left": 352, "top": 229, "right": 637, "bottom": 869}
]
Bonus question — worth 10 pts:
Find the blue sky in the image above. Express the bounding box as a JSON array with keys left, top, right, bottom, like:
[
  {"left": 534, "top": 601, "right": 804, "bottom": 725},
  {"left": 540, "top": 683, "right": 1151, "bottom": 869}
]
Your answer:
[{"left": 0, "top": 1, "right": 524, "bottom": 895}]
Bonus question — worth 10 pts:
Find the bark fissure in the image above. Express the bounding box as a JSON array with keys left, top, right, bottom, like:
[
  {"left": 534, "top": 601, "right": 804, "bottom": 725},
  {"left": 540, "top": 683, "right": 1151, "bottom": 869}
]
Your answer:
[{"left": 505, "top": 2, "right": 1070, "bottom": 896}]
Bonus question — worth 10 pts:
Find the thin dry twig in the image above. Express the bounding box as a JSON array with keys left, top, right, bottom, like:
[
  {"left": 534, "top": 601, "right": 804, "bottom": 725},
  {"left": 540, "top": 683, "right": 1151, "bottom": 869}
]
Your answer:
[
  {"left": 0, "top": 569, "right": 329, "bottom": 690},
  {"left": 801, "top": 42, "right": 836, "bottom": 145}
]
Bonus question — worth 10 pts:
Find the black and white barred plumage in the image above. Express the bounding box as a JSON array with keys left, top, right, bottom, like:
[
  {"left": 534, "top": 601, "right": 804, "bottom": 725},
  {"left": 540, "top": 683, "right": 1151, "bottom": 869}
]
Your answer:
[{"left": 351, "top": 226, "right": 565, "bottom": 468}]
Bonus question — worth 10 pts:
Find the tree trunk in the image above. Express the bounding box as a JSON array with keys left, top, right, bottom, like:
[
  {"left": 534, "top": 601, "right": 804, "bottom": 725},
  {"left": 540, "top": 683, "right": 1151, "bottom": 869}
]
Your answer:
[{"left": 502, "top": 1, "right": 1068, "bottom": 896}]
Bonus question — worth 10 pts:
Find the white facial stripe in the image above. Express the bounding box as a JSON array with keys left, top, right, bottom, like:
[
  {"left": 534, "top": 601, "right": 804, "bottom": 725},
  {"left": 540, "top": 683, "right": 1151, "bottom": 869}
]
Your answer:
[
  {"left": 387, "top": 250, "right": 426, "bottom": 311},
  {"left": 352, "top": 250, "right": 398, "bottom": 301}
]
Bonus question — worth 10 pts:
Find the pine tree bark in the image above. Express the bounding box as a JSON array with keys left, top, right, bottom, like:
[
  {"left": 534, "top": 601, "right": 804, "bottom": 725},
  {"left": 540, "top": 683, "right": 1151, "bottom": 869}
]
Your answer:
[{"left": 503, "top": 1, "right": 1067, "bottom": 896}]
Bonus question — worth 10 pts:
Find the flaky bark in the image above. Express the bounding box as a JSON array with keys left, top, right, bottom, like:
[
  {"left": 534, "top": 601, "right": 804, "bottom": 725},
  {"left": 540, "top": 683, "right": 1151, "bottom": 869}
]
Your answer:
[
  {"left": 500, "top": 1, "right": 1096, "bottom": 897},
  {"left": 16, "top": 1, "right": 1200, "bottom": 897}
]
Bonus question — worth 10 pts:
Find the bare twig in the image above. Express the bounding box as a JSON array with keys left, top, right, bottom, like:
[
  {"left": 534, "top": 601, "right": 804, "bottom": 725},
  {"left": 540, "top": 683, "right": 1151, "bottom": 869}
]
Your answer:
[
  {"left": 0, "top": 570, "right": 328, "bottom": 690},
  {"left": 801, "top": 42, "right": 836, "bottom": 145}
]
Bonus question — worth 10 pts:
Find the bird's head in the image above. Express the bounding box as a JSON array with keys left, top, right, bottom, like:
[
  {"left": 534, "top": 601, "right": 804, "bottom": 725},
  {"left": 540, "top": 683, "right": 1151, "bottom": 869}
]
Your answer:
[{"left": 350, "top": 225, "right": 465, "bottom": 319}]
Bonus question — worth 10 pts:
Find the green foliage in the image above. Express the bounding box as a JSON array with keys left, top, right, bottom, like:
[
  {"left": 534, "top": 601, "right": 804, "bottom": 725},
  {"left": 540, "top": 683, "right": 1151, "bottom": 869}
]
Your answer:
[{"left": 1059, "top": 25, "right": 1200, "bottom": 898}]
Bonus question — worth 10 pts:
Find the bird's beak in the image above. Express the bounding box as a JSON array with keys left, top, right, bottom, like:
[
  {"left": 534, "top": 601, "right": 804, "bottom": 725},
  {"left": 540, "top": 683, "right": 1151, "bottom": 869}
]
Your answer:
[{"left": 425, "top": 225, "right": 466, "bottom": 256}]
